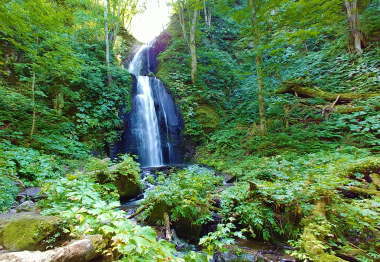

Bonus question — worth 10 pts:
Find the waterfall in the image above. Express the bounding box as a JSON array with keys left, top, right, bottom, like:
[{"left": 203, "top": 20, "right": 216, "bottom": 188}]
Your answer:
[{"left": 112, "top": 42, "right": 184, "bottom": 167}]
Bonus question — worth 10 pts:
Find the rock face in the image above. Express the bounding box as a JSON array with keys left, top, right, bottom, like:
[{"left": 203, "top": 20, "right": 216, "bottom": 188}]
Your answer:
[{"left": 0, "top": 213, "right": 59, "bottom": 251}]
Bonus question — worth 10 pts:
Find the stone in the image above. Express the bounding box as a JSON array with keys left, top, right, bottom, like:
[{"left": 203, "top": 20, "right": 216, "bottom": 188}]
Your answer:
[
  {"left": 117, "top": 175, "right": 142, "bottom": 201},
  {"left": 0, "top": 213, "right": 60, "bottom": 251},
  {"left": 173, "top": 218, "right": 202, "bottom": 244},
  {"left": 16, "top": 187, "right": 42, "bottom": 203},
  {"left": 15, "top": 201, "right": 36, "bottom": 213},
  {"left": 0, "top": 235, "right": 104, "bottom": 262}
]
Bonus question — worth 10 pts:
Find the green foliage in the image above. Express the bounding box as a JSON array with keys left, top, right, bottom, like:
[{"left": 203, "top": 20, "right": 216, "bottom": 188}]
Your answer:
[
  {"left": 322, "top": 106, "right": 380, "bottom": 151},
  {"left": 199, "top": 221, "right": 245, "bottom": 254},
  {"left": 0, "top": 141, "right": 83, "bottom": 186},
  {"left": 139, "top": 165, "right": 222, "bottom": 225},
  {"left": 0, "top": 0, "right": 134, "bottom": 154},
  {"left": 39, "top": 173, "right": 181, "bottom": 261},
  {"left": 199, "top": 146, "right": 380, "bottom": 260},
  {"left": 0, "top": 175, "right": 19, "bottom": 212}
]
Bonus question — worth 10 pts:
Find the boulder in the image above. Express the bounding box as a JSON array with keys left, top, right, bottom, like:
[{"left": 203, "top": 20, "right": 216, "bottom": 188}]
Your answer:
[
  {"left": 0, "top": 235, "right": 104, "bottom": 262},
  {"left": 0, "top": 213, "right": 60, "bottom": 251},
  {"left": 117, "top": 175, "right": 142, "bottom": 201},
  {"left": 16, "top": 187, "right": 42, "bottom": 203},
  {"left": 15, "top": 201, "right": 36, "bottom": 213},
  {"left": 173, "top": 218, "right": 202, "bottom": 244}
]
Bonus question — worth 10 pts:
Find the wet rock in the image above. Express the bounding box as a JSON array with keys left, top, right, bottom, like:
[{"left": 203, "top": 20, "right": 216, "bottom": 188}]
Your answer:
[
  {"left": 173, "top": 218, "right": 202, "bottom": 244},
  {"left": 212, "top": 251, "right": 257, "bottom": 262},
  {"left": 16, "top": 187, "right": 42, "bottom": 203},
  {"left": 117, "top": 175, "right": 142, "bottom": 201},
  {"left": 0, "top": 213, "right": 60, "bottom": 251},
  {"left": 15, "top": 201, "right": 36, "bottom": 213},
  {"left": 201, "top": 212, "right": 222, "bottom": 236},
  {"left": 223, "top": 174, "right": 237, "bottom": 184}
]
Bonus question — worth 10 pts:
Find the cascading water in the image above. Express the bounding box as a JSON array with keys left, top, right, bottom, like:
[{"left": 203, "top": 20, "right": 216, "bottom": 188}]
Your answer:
[
  {"left": 112, "top": 41, "right": 184, "bottom": 168},
  {"left": 129, "top": 46, "right": 163, "bottom": 167}
]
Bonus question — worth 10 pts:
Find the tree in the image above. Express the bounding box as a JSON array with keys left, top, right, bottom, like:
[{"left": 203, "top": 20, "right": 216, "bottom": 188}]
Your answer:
[
  {"left": 103, "top": 0, "right": 138, "bottom": 87},
  {"left": 174, "top": 0, "right": 202, "bottom": 83},
  {"left": 104, "top": 0, "right": 112, "bottom": 86},
  {"left": 344, "top": 0, "right": 365, "bottom": 54},
  {"left": 249, "top": 0, "right": 267, "bottom": 135}
]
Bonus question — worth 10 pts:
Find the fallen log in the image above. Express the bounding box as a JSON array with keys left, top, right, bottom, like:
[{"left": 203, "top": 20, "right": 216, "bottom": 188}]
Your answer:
[
  {"left": 334, "top": 105, "right": 366, "bottom": 113},
  {"left": 339, "top": 185, "right": 379, "bottom": 198},
  {"left": 0, "top": 235, "right": 105, "bottom": 262},
  {"left": 276, "top": 81, "right": 380, "bottom": 102}
]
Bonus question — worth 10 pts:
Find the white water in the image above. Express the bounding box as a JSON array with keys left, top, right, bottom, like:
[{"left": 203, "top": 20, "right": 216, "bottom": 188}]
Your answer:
[{"left": 129, "top": 46, "right": 163, "bottom": 167}]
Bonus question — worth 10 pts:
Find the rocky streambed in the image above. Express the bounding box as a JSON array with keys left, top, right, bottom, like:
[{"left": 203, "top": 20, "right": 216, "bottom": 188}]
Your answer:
[{"left": 0, "top": 165, "right": 296, "bottom": 262}]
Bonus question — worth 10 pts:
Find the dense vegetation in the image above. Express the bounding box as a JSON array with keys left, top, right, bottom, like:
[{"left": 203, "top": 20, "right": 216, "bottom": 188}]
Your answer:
[{"left": 1, "top": 0, "right": 379, "bottom": 261}]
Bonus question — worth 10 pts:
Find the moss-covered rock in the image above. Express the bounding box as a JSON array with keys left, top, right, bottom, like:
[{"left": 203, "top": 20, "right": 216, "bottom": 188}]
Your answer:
[
  {"left": 117, "top": 175, "right": 141, "bottom": 200},
  {"left": 0, "top": 213, "right": 60, "bottom": 251},
  {"left": 173, "top": 218, "right": 202, "bottom": 244},
  {"left": 112, "top": 156, "right": 142, "bottom": 200},
  {"left": 85, "top": 156, "right": 142, "bottom": 200},
  {"left": 195, "top": 104, "right": 220, "bottom": 133}
]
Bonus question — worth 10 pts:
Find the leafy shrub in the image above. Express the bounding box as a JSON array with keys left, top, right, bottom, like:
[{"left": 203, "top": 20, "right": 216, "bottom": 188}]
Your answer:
[
  {"left": 39, "top": 174, "right": 181, "bottom": 261},
  {"left": 0, "top": 141, "right": 72, "bottom": 186},
  {"left": 139, "top": 165, "right": 223, "bottom": 225},
  {"left": 0, "top": 176, "right": 19, "bottom": 212},
  {"left": 199, "top": 221, "right": 245, "bottom": 254},
  {"left": 200, "top": 146, "right": 379, "bottom": 260}
]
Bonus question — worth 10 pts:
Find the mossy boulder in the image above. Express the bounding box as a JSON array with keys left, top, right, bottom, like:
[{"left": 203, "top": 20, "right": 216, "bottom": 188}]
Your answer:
[
  {"left": 144, "top": 201, "right": 170, "bottom": 225},
  {"left": 85, "top": 156, "right": 142, "bottom": 200},
  {"left": 173, "top": 218, "right": 202, "bottom": 244},
  {"left": 112, "top": 157, "right": 142, "bottom": 200},
  {"left": 0, "top": 213, "right": 60, "bottom": 251},
  {"left": 117, "top": 175, "right": 141, "bottom": 200},
  {"left": 195, "top": 104, "right": 220, "bottom": 133}
]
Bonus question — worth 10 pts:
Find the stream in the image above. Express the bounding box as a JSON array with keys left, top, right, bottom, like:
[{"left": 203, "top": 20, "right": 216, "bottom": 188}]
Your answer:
[{"left": 120, "top": 166, "right": 296, "bottom": 262}]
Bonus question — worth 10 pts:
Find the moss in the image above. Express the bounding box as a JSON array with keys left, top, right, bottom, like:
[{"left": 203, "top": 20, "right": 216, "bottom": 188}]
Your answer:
[
  {"left": 335, "top": 105, "right": 365, "bottom": 114},
  {"left": 298, "top": 200, "right": 345, "bottom": 262},
  {"left": 276, "top": 81, "right": 380, "bottom": 102},
  {"left": 1, "top": 214, "right": 59, "bottom": 251},
  {"left": 346, "top": 157, "right": 380, "bottom": 181},
  {"left": 370, "top": 173, "right": 380, "bottom": 188},
  {"left": 117, "top": 175, "right": 141, "bottom": 200},
  {"left": 113, "top": 157, "right": 142, "bottom": 200},
  {"left": 195, "top": 104, "right": 220, "bottom": 133},
  {"left": 145, "top": 201, "right": 170, "bottom": 225}
]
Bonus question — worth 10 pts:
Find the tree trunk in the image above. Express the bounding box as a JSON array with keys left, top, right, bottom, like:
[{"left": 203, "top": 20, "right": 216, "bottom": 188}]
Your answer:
[
  {"left": 276, "top": 82, "right": 380, "bottom": 102},
  {"left": 30, "top": 72, "right": 36, "bottom": 137},
  {"left": 203, "top": 0, "right": 211, "bottom": 28},
  {"left": 249, "top": 0, "right": 266, "bottom": 135},
  {"left": 104, "top": 0, "right": 112, "bottom": 86},
  {"left": 178, "top": 5, "right": 188, "bottom": 44},
  {"left": 255, "top": 55, "right": 267, "bottom": 135},
  {"left": 189, "top": 8, "right": 198, "bottom": 83},
  {"left": 344, "top": 0, "right": 364, "bottom": 54}
]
